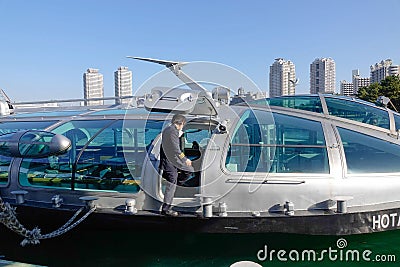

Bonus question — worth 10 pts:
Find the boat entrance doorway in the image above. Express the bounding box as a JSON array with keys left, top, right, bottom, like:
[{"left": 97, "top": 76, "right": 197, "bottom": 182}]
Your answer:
[{"left": 160, "top": 118, "right": 217, "bottom": 201}]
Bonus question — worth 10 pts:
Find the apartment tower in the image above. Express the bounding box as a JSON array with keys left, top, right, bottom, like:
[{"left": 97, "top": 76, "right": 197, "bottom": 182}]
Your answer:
[
  {"left": 269, "top": 58, "right": 296, "bottom": 98},
  {"left": 83, "top": 68, "right": 104, "bottom": 106},
  {"left": 370, "top": 59, "right": 400, "bottom": 84},
  {"left": 340, "top": 81, "right": 354, "bottom": 96},
  {"left": 114, "top": 66, "right": 133, "bottom": 105},
  {"left": 310, "top": 58, "right": 336, "bottom": 94}
]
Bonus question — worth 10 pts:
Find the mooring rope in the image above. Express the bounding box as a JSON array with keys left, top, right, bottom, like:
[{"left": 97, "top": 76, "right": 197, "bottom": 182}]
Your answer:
[{"left": 0, "top": 195, "right": 95, "bottom": 246}]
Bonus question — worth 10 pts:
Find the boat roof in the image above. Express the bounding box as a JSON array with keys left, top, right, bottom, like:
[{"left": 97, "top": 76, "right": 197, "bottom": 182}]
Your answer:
[
  {"left": 2, "top": 93, "right": 400, "bottom": 135},
  {"left": 0, "top": 105, "right": 151, "bottom": 119},
  {"left": 235, "top": 93, "right": 400, "bottom": 133},
  {"left": 248, "top": 94, "right": 390, "bottom": 113}
]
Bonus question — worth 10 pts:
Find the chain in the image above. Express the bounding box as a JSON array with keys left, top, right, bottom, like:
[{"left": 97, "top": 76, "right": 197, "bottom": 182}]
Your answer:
[
  {"left": 0, "top": 195, "right": 96, "bottom": 246},
  {"left": 36, "top": 206, "right": 95, "bottom": 241}
]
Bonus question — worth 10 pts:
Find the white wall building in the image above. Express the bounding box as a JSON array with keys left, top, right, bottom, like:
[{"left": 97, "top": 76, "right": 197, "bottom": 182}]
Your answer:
[
  {"left": 340, "top": 69, "right": 370, "bottom": 96},
  {"left": 340, "top": 80, "right": 354, "bottom": 96},
  {"left": 269, "top": 58, "right": 296, "bottom": 98},
  {"left": 353, "top": 76, "right": 370, "bottom": 95},
  {"left": 114, "top": 66, "right": 133, "bottom": 105},
  {"left": 310, "top": 58, "right": 336, "bottom": 94},
  {"left": 370, "top": 59, "right": 400, "bottom": 84},
  {"left": 83, "top": 68, "right": 104, "bottom": 106}
]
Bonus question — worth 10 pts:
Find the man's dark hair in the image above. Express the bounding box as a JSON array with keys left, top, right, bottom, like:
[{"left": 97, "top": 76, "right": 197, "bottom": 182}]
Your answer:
[{"left": 171, "top": 114, "right": 186, "bottom": 125}]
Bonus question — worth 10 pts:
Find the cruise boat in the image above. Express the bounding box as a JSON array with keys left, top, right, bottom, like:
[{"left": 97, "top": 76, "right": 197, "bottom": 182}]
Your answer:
[{"left": 1, "top": 61, "right": 400, "bottom": 245}]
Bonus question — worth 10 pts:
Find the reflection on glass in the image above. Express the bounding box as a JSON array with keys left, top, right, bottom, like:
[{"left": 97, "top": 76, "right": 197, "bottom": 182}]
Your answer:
[
  {"left": 338, "top": 127, "right": 400, "bottom": 173},
  {"left": 0, "top": 155, "right": 10, "bottom": 185},
  {"left": 0, "top": 132, "right": 15, "bottom": 157},
  {"left": 325, "top": 97, "right": 390, "bottom": 129},
  {"left": 394, "top": 114, "right": 400, "bottom": 131},
  {"left": 0, "top": 120, "right": 56, "bottom": 185},
  {"left": 259, "top": 96, "right": 323, "bottom": 113},
  {"left": 18, "top": 131, "right": 53, "bottom": 157},
  {"left": 226, "top": 110, "right": 329, "bottom": 173},
  {"left": 0, "top": 121, "right": 56, "bottom": 135},
  {"left": 19, "top": 119, "right": 164, "bottom": 193}
]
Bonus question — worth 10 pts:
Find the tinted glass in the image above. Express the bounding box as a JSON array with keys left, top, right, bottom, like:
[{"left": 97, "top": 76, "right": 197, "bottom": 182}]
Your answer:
[
  {"left": 19, "top": 120, "right": 113, "bottom": 189},
  {"left": 325, "top": 97, "right": 390, "bottom": 129},
  {"left": 338, "top": 127, "right": 400, "bottom": 173},
  {"left": 19, "top": 119, "right": 164, "bottom": 193},
  {"left": 19, "top": 132, "right": 52, "bottom": 157},
  {"left": 226, "top": 110, "right": 328, "bottom": 173},
  {"left": 0, "top": 120, "right": 56, "bottom": 185},
  {"left": 0, "top": 132, "right": 16, "bottom": 157},
  {"left": 0, "top": 121, "right": 56, "bottom": 135},
  {"left": 12, "top": 110, "right": 86, "bottom": 118},
  {"left": 89, "top": 109, "right": 150, "bottom": 116},
  {"left": 259, "top": 96, "right": 323, "bottom": 113},
  {"left": 394, "top": 114, "right": 400, "bottom": 131}
]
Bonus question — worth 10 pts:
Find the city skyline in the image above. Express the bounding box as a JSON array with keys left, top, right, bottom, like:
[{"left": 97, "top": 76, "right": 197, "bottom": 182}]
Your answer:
[
  {"left": 1, "top": 1, "right": 400, "bottom": 101},
  {"left": 81, "top": 57, "right": 397, "bottom": 100},
  {"left": 82, "top": 66, "right": 133, "bottom": 105}
]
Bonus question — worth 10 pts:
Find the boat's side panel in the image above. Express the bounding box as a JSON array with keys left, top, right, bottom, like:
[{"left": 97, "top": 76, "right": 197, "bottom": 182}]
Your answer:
[{"left": 7, "top": 204, "right": 400, "bottom": 235}]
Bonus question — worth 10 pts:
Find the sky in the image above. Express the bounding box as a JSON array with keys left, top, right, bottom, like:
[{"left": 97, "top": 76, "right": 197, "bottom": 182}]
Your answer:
[{"left": 1, "top": 0, "right": 400, "bottom": 102}]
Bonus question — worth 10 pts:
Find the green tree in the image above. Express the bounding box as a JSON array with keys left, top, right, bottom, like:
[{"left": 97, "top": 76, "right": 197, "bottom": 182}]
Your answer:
[
  {"left": 357, "top": 82, "right": 381, "bottom": 103},
  {"left": 380, "top": 75, "right": 400, "bottom": 110},
  {"left": 357, "top": 75, "right": 400, "bottom": 111}
]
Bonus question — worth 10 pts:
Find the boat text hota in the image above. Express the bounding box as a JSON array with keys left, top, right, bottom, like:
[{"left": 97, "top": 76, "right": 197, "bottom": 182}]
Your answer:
[{"left": 372, "top": 212, "right": 400, "bottom": 230}]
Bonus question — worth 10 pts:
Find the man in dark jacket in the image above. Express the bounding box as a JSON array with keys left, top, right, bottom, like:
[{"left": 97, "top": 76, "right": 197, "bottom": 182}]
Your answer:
[{"left": 160, "top": 114, "right": 193, "bottom": 216}]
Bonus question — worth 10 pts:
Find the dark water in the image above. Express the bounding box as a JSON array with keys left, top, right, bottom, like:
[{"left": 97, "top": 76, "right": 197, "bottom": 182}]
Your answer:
[{"left": 1, "top": 227, "right": 400, "bottom": 267}]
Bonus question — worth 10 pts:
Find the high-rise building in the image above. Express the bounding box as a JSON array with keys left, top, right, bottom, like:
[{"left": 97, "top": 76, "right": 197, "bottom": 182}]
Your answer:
[
  {"left": 310, "top": 58, "right": 336, "bottom": 94},
  {"left": 83, "top": 68, "right": 104, "bottom": 106},
  {"left": 353, "top": 76, "right": 370, "bottom": 95},
  {"left": 114, "top": 66, "right": 133, "bottom": 105},
  {"left": 269, "top": 58, "right": 296, "bottom": 98},
  {"left": 340, "top": 80, "right": 353, "bottom": 96},
  {"left": 370, "top": 59, "right": 400, "bottom": 84}
]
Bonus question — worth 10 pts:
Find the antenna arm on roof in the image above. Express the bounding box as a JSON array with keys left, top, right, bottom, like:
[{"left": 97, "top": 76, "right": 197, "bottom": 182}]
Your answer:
[
  {"left": 127, "top": 56, "right": 208, "bottom": 92},
  {"left": 0, "top": 89, "right": 11, "bottom": 103}
]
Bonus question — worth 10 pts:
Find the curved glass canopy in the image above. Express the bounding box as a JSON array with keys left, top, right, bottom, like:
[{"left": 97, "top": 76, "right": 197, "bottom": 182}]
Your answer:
[{"left": 250, "top": 95, "right": 394, "bottom": 130}]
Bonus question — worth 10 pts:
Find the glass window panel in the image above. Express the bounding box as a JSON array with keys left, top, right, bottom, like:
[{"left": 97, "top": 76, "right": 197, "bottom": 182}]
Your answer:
[
  {"left": 0, "top": 120, "right": 56, "bottom": 185},
  {"left": 0, "top": 132, "right": 16, "bottom": 157},
  {"left": 253, "top": 96, "right": 323, "bottom": 113},
  {"left": 0, "top": 121, "right": 56, "bottom": 135},
  {"left": 394, "top": 114, "right": 400, "bottom": 131},
  {"left": 19, "top": 120, "right": 115, "bottom": 189},
  {"left": 338, "top": 127, "right": 400, "bottom": 173},
  {"left": 19, "top": 119, "right": 164, "bottom": 192},
  {"left": 226, "top": 110, "right": 329, "bottom": 173},
  {"left": 12, "top": 110, "right": 86, "bottom": 118},
  {"left": 18, "top": 131, "right": 54, "bottom": 157},
  {"left": 325, "top": 97, "right": 390, "bottom": 129},
  {"left": 89, "top": 109, "right": 151, "bottom": 116},
  {"left": 0, "top": 156, "right": 10, "bottom": 185},
  {"left": 184, "top": 129, "right": 212, "bottom": 149}
]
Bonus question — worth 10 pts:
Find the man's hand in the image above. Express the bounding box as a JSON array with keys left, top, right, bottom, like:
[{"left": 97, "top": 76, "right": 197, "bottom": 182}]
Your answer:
[{"left": 186, "top": 159, "right": 192, "bottom": 167}]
